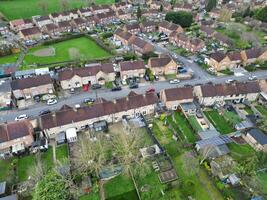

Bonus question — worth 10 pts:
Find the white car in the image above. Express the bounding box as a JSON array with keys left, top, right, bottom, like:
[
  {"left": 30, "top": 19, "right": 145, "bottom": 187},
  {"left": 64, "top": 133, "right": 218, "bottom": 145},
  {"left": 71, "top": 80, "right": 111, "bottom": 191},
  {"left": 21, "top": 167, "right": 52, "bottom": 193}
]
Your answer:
[
  {"left": 248, "top": 75, "right": 257, "bottom": 81},
  {"left": 225, "top": 79, "right": 234, "bottom": 84},
  {"left": 47, "top": 99, "right": 57, "bottom": 105},
  {"left": 75, "top": 104, "right": 81, "bottom": 109},
  {"left": 15, "top": 114, "right": 28, "bottom": 121},
  {"left": 169, "top": 79, "right": 180, "bottom": 84}
]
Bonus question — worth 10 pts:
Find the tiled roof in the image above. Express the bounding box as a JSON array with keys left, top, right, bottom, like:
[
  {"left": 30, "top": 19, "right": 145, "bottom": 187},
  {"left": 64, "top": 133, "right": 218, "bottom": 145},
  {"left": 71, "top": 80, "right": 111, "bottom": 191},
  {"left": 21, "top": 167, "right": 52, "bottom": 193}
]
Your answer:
[
  {"left": 11, "top": 74, "right": 52, "bottom": 90},
  {"left": 164, "top": 87, "right": 194, "bottom": 101}
]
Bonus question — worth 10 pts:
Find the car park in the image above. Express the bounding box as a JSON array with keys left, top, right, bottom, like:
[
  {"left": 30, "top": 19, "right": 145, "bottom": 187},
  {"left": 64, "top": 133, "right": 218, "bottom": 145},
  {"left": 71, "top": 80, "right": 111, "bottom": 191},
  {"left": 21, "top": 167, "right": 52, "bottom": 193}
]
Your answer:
[
  {"left": 15, "top": 114, "right": 28, "bottom": 121},
  {"left": 169, "top": 79, "right": 180, "bottom": 84},
  {"left": 47, "top": 99, "right": 57, "bottom": 105}
]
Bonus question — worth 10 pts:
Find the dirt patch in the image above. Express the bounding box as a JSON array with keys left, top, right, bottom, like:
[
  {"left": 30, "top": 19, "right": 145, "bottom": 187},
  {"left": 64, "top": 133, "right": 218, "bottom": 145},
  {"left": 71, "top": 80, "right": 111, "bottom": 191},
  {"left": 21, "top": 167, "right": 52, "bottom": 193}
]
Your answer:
[
  {"left": 32, "top": 47, "right": 55, "bottom": 57},
  {"left": 69, "top": 47, "right": 81, "bottom": 60}
]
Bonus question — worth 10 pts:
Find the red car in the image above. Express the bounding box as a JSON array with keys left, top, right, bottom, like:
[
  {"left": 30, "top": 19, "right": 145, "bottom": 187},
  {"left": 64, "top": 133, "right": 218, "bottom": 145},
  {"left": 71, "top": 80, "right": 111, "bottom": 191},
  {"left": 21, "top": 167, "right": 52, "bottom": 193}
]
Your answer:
[{"left": 146, "top": 88, "right": 155, "bottom": 94}]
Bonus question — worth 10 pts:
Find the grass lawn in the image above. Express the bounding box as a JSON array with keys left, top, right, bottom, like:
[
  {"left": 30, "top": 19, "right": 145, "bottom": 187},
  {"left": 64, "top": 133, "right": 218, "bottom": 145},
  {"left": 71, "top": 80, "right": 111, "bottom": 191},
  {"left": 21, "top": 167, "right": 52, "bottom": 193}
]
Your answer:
[
  {"left": 105, "top": 81, "right": 114, "bottom": 89},
  {"left": 255, "top": 104, "right": 267, "bottom": 117},
  {"left": 173, "top": 112, "right": 197, "bottom": 143},
  {"left": 257, "top": 171, "right": 267, "bottom": 194},
  {"left": 223, "top": 111, "right": 242, "bottom": 125},
  {"left": 104, "top": 174, "right": 138, "bottom": 200},
  {"left": 204, "top": 109, "right": 235, "bottom": 134},
  {"left": 0, "top": 159, "right": 13, "bottom": 182},
  {"left": 0, "top": 0, "right": 114, "bottom": 20},
  {"left": 243, "top": 106, "right": 254, "bottom": 115},
  {"left": 0, "top": 37, "right": 112, "bottom": 68},
  {"left": 17, "top": 154, "right": 36, "bottom": 182},
  {"left": 0, "top": 54, "right": 19, "bottom": 65},
  {"left": 227, "top": 143, "right": 255, "bottom": 162},
  {"left": 56, "top": 144, "right": 69, "bottom": 162},
  {"left": 188, "top": 115, "right": 203, "bottom": 132}
]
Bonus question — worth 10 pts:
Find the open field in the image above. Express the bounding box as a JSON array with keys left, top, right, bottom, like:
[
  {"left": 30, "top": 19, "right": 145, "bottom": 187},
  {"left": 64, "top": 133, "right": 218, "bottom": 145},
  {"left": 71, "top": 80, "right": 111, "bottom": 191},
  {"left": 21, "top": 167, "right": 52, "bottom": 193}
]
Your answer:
[
  {"left": 204, "top": 109, "right": 235, "bottom": 134},
  {"left": 0, "top": 0, "right": 114, "bottom": 20},
  {"left": 0, "top": 37, "right": 112, "bottom": 68}
]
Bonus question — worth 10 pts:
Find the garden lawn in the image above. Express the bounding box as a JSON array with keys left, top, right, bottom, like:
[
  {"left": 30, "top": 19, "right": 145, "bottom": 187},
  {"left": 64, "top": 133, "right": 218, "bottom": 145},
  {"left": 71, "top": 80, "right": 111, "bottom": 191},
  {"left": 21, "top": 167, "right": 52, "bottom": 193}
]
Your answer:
[
  {"left": 17, "top": 154, "right": 36, "bottom": 182},
  {"left": 227, "top": 143, "right": 255, "bottom": 161},
  {"left": 104, "top": 174, "right": 138, "bottom": 200},
  {"left": 224, "top": 111, "right": 241, "bottom": 125},
  {"left": 243, "top": 106, "right": 254, "bottom": 115},
  {"left": 0, "top": 53, "right": 19, "bottom": 65},
  {"left": 0, "top": 0, "right": 114, "bottom": 20},
  {"left": 56, "top": 144, "right": 69, "bottom": 162},
  {"left": 22, "top": 37, "right": 111, "bottom": 67},
  {"left": 255, "top": 104, "right": 267, "bottom": 117},
  {"left": 204, "top": 110, "right": 235, "bottom": 134},
  {"left": 0, "top": 159, "right": 13, "bottom": 182},
  {"left": 257, "top": 171, "right": 267, "bottom": 193},
  {"left": 173, "top": 112, "right": 197, "bottom": 143},
  {"left": 188, "top": 115, "right": 203, "bottom": 132}
]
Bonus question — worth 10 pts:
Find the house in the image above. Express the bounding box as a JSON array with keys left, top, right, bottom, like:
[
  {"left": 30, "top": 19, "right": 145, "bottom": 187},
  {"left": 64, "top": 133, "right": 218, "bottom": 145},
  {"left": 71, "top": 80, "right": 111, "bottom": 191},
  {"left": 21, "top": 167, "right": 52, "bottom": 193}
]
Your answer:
[
  {"left": 143, "top": 9, "right": 161, "bottom": 19},
  {"left": 0, "top": 80, "right": 11, "bottom": 109},
  {"left": 205, "top": 51, "right": 231, "bottom": 71},
  {"left": 44, "top": 23, "right": 60, "bottom": 35},
  {"left": 112, "top": 2, "right": 128, "bottom": 11},
  {"left": 148, "top": 55, "right": 178, "bottom": 76},
  {"left": 72, "top": 18, "right": 88, "bottom": 30},
  {"left": 228, "top": 51, "right": 242, "bottom": 67},
  {"left": 141, "top": 21, "right": 157, "bottom": 33},
  {"left": 0, "top": 120, "right": 34, "bottom": 157},
  {"left": 95, "top": 11, "right": 117, "bottom": 25},
  {"left": 58, "top": 63, "right": 115, "bottom": 90},
  {"left": 9, "top": 19, "right": 34, "bottom": 31},
  {"left": 33, "top": 15, "right": 53, "bottom": 27},
  {"left": 194, "top": 81, "right": 261, "bottom": 106},
  {"left": 58, "top": 20, "right": 72, "bottom": 32},
  {"left": 116, "top": 9, "right": 132, "bottom": 21},
  {"left": 186, "top": 38, "right": 205, "bottom": 53},
  {"left": 93, "top": 120, "right": 108, "bottom": 132},
  {"left": 159, "top": 20, "right": 183, "bottom": 36},
  {"left": 160, "top": 87, "right": 194, "bottom": 110},
  {"left": 39, "top": 91, "right": 158, "bottom": 138},
  {"left": 200, "top": 25, "right": 215, "bottom": 37},
  {"left": 213, "top": 32, "right": 233, "bottom": 47},
  {"left": 11, "top": 74, "right": 54, "bottom": 108},
  {"left": 85, "top": 16, "right": 97, "bottom": 28},
  {"left": 123, "top": 23, "right": 141, "bottom": 35},
  {"left": 69, "top": 9, "right": 79, "bottom": 19},
  {"left": 240, "top": 47, "right": 267, "bottom": 65},
  {"left": 49, "top": 11, "right": 72, "bottom": 23},
  {"left": 78, "top": 7, "right": 93, "bottom": 17},
  {"left": 91, "top": 5, "right": 110, "bottom": 14},
  {"left": 114, "top": 28, "right": 136, "bottom": 46},
  {"left": 243, "top": 128, "right": 267, "bottom": 152},
  {"left": 19, "top": 27, "right": 42, "bottom": 40},
  {"left": 131, "top": 37, "right": 154, "bottom": 56},
  {"left": 119, "top": 60, "right": 146, "bottom": 80},
  {"left": 173, "top": 3, "right": 193, "bottom": 12}
]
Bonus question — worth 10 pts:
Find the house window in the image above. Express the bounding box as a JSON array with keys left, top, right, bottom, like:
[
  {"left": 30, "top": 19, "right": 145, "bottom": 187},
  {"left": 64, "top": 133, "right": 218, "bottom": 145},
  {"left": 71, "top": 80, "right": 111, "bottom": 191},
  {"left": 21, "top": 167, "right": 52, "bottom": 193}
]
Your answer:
[{"left": 143, "top": 111, "right": 147, "bottom": 115}]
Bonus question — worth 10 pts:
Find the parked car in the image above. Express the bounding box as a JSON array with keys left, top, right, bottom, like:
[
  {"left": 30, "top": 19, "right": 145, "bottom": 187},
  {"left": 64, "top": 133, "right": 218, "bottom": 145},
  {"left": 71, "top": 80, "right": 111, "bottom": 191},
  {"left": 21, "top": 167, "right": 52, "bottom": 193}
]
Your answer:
[
  {"left": 146, "top": 88, "right": 155, "bottom": 93},
  {"left": 91, "top": 83, "right": 102, "bottom": 90},
  {"left": 248, "top": 75, "right": 257, "bottom": 81},
  {"left": 129, "top": 82, "right": 138, "bottom": 89},
  {"left": 225, "top": 79, "right": 235, "bottom": 84},
  {"left": 84, "top": 98, "right": 95, "bottom": 103},
  {"left": 111, "top": 86, "right": 122, "bottom": 91},
  {"left": 15, "top": 114, "right": 28, "bottom": 121},
  {"left": 70, "top": 88, "right": 75, "bottom": 94},
  {"left": 39, "top": 109, "right": 51, "bottom": 116},
  {"left": 75, "top": 104, "right": 81, "bottom": 108},
  {"left": 47, "top": 99, "right": 57, "bottom": 105},
  {"left": 169, "top": 79, "right": 180, "bottom": 84}
]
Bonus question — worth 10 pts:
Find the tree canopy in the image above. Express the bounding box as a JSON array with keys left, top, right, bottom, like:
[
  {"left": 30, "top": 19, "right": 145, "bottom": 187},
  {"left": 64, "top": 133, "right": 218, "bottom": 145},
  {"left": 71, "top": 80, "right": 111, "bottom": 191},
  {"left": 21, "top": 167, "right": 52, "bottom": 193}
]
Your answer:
[
  {"left": 205, "top": 0, "right": 217, "bottom": 12},
  {"left": 165, "top": 11, "right": 193, "bottom": 28},
  {"left": 33, "top": 171, "right": 71, "bottom": 200}
]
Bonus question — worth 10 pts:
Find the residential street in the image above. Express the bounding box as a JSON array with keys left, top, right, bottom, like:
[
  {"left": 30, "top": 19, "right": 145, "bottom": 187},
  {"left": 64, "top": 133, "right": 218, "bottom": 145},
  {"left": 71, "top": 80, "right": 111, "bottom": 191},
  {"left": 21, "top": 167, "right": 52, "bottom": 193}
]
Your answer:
[{"left": 0, "top": 67, "right": 267, "bottom": 123}]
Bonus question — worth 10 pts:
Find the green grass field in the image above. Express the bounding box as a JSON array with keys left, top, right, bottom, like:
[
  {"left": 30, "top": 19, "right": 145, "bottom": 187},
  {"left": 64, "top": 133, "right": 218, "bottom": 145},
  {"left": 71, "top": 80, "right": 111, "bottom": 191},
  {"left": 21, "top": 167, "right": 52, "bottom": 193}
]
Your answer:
[
  {"left": 227, "top": 143, "right": 255, "bottom": 162},
  {"left": 223, "top": 111, "right": 241, "bottom": 125},
  {"left": 0, "top": 0, "right": 114, "bottom": 20},
  {"left": 0, "top": 37, "right": 112, "bottom": 68},
  {"left": 204, "top": 110, "right": 235, "bottom": 134}
]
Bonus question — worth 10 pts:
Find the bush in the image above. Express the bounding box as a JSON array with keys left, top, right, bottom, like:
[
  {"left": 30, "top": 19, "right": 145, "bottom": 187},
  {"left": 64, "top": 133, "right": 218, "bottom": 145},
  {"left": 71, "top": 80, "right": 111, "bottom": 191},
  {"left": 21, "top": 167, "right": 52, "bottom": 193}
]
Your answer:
[{"left": 165, "top": 11, "right": 194, "bottom": 28}]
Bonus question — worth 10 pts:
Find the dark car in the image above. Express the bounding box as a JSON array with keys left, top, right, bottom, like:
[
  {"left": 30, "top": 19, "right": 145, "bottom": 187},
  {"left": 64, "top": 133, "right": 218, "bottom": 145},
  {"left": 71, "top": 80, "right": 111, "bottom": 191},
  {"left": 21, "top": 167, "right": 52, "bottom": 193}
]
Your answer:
[
  {"left": 111, "top": 86, "right": 122, "bottom": 91},
  {"left": 91, "top": 83, "right": 102, "bottom": 90},
  {"left": 39, "top": 109, "right": 51, "bottom": 116},
  {"left": 84, "top": 98, "right": 95, "bottom": 103},
  {"left": 129, "top": 82, "right": 138, "bottom": 89}
]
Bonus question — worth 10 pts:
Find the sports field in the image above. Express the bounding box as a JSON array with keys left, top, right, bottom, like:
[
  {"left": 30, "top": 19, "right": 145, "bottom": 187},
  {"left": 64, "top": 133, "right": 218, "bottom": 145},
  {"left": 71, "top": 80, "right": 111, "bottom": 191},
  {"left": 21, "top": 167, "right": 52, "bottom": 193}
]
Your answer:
[
  {"left": 0, "top": 0, "right": 114, "bottom": 20},
  {"left": 0, "top": 37, "right": 112, "bottom": 68}
]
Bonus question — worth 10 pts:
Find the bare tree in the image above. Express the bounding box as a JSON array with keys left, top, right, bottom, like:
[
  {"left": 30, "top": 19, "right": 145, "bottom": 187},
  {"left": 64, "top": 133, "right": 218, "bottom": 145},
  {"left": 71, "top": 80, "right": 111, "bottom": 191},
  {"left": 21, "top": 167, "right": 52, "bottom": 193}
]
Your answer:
[
  {"left": 60, "top": 0, "right": 69, "bottom": 11},
  {"left": 38, "top": 1, "right": 48, "bottom": 14},
  {"left": 72, "top": 135, "right": 108, "bottom": 178}
]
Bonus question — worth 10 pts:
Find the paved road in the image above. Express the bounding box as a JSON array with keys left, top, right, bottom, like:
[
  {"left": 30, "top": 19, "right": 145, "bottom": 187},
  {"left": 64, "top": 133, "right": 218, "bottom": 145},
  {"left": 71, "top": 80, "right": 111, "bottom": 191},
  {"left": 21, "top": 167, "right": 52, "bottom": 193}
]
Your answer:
[{"left": 1, "top": 69, "right": 267, "bottom": 123}]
